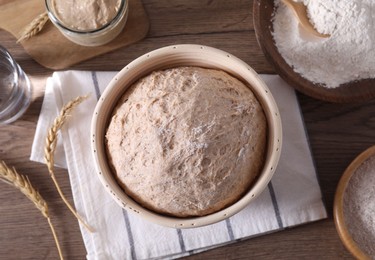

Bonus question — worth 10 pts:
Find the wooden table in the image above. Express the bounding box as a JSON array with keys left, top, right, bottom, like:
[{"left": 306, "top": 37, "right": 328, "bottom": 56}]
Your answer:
[{"left": 0, "top": 0, "right": 367, "bottom": 259}]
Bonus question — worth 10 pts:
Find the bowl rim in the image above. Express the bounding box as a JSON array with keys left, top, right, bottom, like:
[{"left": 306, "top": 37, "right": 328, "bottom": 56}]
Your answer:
[
  {"left": 333, "top": 144, "right": 375, "bottom": 260},
  {"left": 90, "top": 44, "right": 283, "bottom": 228}
]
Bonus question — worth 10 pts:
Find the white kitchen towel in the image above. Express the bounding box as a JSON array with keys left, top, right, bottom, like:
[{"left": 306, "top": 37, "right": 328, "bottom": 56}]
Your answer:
[{"left": 30, "top": 71, "right": 327, "bottom": 260}]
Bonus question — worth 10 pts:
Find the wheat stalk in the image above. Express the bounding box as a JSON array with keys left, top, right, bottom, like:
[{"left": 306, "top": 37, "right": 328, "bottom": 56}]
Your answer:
[
  {"left": 0, "top": 161, "right": 63, "bottom": 260},
  {"left": 17, "top": 12, "right": 49, "bottom": 43},
  {"left": 44, "top": 95, "right": 94, "bottom": 233}
]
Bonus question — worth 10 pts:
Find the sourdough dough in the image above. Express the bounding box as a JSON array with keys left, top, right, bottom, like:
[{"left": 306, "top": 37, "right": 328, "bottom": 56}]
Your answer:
[
  {"left": 52, "top": 0, "right": 121, "bottom": 31},
  {"left": 106, "top": 67, "right": 267, "bottom": 217}
]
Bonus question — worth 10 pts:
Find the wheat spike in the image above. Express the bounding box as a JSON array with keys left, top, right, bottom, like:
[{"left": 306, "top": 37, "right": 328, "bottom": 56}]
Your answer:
[
  {"left": 0, "top": 161, "right": 48, "bottom": 217},
  {"left": 17, "top": 12, "right": 49, "bottom": 43},
  {"left": 44, "top": 95, "right": 94, "bottom": 233},
  {"left": 0, "top": 161, "right": 63, "bottom": 260}
]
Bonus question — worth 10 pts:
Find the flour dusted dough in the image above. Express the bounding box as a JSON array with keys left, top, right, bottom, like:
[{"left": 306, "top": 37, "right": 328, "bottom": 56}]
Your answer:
[{"left": 106, "top": 67, "right": 267, "bottom": 217}]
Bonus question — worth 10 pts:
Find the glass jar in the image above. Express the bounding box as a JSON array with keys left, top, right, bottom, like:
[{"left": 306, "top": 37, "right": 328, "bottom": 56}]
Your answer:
[
  {"left": 45, "top": 0, "right": 129, "bottom": 46},
  {"left": 0, "top": 46, "right": 32, "bottom": 124}
]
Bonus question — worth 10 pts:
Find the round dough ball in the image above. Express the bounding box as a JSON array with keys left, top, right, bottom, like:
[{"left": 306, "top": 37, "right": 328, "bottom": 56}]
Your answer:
[{"left": 106, "top": 66, "right": 267, "bottom": 217}]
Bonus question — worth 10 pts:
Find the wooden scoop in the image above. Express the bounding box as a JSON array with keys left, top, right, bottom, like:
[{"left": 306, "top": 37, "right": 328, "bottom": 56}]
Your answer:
[{"left": 281, "top": 0, "right": 330, "bottom": 38}]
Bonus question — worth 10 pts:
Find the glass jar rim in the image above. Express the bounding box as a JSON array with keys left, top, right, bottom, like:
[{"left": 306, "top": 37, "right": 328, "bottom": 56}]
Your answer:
[{"left": 45, "top": 0, "right": 127, "bottom": 35}]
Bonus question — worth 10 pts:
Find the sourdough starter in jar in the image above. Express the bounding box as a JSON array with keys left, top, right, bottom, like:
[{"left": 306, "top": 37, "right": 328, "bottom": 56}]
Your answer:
[
  {"left": 46, "top": 0, "right": 128, "bottom": 46},
  {"left": 52, "top": 0, "right": 121, "bottom": 31}
]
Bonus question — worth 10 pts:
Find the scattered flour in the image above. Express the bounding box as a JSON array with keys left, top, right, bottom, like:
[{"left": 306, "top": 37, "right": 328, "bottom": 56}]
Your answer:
[
  {"left": 343, "top": 155, "right": 375, "bottom": 258},
  {"left": 272, "top": 0, "right": 375, "bottom": 88}
]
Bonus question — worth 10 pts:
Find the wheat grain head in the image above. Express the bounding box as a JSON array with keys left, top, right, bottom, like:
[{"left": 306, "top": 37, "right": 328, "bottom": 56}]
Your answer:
[{"left": 17, "top": 12, "right": 49, "bottom": 43}]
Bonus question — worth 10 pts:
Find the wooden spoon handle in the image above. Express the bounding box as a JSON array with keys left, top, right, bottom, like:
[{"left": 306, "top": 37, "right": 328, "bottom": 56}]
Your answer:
[{"left": 281, "top": 0, "right": 330, "bottom": 38}]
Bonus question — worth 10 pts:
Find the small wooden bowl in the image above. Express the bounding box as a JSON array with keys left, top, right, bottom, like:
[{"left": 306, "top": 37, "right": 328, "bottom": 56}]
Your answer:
[
  {"left": 253, "top": 0, "right": 375, "bottom": 103},
  {"left": 91, "top": 44, "right": 282, "bottom": 228},
  {"left": 334, "top": 145, "right": 375, "bottom": 260}
]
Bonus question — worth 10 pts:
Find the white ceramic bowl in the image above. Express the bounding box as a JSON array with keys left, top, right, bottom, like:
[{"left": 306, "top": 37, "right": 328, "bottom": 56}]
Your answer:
[{"left": 91, "top": 44, "right": 282, "bottom": 228}]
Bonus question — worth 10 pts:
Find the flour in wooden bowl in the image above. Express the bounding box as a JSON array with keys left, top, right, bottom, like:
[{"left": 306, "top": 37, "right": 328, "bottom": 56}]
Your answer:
[
  {"left": 273, "top": 0, "right": 375, "bottom": 89},
  {"left": 105, "top": 66, "right": 267, "bottom": 217},
  {"left": 343, "top": 155, "right": 375, "bottom": 258}
]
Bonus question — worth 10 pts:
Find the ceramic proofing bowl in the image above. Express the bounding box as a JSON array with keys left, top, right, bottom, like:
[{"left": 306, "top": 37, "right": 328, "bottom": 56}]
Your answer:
[{"left": 91, "top": 44, "right": 282, "bottom": 228}]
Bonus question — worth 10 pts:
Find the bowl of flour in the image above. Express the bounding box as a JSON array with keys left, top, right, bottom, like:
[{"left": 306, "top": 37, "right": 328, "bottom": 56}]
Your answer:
[
  {"left": 334, "top": 145, "right": 375, "bottom": 259},
  {"left": 253, "top": 0, "right": 375, "bottom": 102}
]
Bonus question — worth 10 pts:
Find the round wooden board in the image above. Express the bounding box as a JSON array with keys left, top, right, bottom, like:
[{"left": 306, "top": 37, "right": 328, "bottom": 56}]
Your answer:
[{"left": 252, "top": 0, "right": 375, "bottom": 103}]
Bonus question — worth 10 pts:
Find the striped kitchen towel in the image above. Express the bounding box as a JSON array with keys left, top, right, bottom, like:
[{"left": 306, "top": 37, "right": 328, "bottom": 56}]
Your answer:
[{"left": 30, "top": 71, "right": 327, "bottom": 260}]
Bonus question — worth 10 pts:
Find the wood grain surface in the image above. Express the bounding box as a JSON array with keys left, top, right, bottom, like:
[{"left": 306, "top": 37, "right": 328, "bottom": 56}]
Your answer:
[{"left": 0, "top": 0, "right": 370, "bottom": 259}]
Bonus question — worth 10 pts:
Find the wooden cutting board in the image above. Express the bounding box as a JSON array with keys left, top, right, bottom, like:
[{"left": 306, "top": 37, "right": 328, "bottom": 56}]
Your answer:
[{"left": 0, "top": 0, "right": 149, "bottom": 70}]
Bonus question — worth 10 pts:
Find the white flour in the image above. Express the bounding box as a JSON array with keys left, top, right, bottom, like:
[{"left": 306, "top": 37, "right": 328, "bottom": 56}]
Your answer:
[
  {"left": 272, "top": 0, "right": 375, "bottom": 88},
  {"left": 343, "top": 155, "right": 375, "bottom": 258}
]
